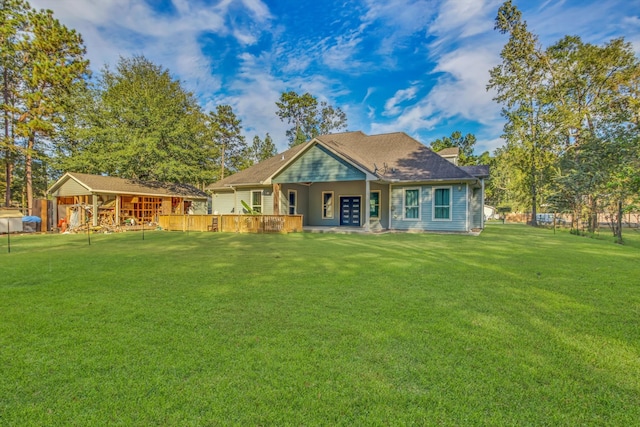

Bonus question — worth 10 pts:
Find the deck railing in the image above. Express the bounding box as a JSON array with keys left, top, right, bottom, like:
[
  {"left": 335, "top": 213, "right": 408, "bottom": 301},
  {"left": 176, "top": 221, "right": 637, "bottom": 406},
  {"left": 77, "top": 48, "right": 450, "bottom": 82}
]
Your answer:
[{"left": 157, "top": 214, "right": 303, "bottom": 233}]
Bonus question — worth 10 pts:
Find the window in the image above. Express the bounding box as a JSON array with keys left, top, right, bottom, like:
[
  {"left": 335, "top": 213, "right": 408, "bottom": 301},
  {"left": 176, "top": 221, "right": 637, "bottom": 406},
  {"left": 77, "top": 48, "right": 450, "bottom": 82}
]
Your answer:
[
  {"left": 288, "top": 190, "right": 297, "bottom": 215},
  {"left": 404, "top": 188, "right": 420, "bottom": 219},
  {"left": 434, "top": 187, "right": 451, "bottom": 220},
  {"left": 322, "top": 192, "right": 333, "bottom": 219},
  {"left": 370, "top": 191, "right": 380, "bottom": 218},
  {"left": 251, "top": 190, "right": 262, "bottom": 213}
]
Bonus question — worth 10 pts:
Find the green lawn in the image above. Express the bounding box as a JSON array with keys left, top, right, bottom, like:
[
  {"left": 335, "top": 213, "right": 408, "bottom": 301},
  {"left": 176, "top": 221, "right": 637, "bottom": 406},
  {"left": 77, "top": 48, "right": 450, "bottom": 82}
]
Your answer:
[{"left": 1, "top": 224, "right": 639, "bottom": 425}]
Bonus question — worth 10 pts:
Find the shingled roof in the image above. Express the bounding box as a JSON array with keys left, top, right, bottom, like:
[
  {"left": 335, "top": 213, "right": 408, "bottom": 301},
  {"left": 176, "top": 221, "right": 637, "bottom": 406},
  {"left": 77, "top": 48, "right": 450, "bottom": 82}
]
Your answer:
[
  {"left": 49, "top": 172, "right": 208, "bottom": 199},
  {"left": 207, "top": 131, "right": 482, "bottom": 190}
]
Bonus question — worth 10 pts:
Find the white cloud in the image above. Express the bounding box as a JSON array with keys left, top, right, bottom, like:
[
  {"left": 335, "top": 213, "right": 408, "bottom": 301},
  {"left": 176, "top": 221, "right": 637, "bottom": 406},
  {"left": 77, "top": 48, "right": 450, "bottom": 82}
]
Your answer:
[{"left": 383, "top": 85, "right": 421, "bottom": 117}]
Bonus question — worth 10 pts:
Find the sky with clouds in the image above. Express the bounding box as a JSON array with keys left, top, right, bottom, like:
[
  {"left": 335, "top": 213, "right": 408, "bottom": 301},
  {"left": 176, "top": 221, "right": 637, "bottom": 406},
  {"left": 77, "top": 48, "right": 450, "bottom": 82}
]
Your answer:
[{"left": 29, "top": 0, "right": 640, "bottom": 154}]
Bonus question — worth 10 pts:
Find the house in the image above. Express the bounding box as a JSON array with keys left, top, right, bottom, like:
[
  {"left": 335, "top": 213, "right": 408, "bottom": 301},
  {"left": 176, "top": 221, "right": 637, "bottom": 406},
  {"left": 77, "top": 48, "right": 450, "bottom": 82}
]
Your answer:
[
  {"left": 207, "top": 131, "right": 489, "bottom": 233},
  {"left": 48, "top": 172, "right": 208, "bottom": 229}
]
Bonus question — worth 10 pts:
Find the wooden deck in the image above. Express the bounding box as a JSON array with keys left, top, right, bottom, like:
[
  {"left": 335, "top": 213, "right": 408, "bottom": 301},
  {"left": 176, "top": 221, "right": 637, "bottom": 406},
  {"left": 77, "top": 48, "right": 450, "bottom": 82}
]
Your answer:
[{"left": 157, "top": 214, "right": 303, "bottom": 233}]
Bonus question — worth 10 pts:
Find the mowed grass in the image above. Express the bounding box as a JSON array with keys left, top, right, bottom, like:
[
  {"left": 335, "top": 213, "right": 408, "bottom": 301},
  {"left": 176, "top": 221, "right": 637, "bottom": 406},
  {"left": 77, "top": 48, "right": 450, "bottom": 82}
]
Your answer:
[{"left": 1, "top": 224, "right": 639, "bottom": 426}]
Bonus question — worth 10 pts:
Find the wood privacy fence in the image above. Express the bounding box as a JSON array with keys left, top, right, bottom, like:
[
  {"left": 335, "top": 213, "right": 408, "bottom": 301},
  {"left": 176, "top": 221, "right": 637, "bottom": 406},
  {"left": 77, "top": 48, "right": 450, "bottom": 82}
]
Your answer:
[{"left": 157, "top": 214, "right": 303, "bottom": 233}]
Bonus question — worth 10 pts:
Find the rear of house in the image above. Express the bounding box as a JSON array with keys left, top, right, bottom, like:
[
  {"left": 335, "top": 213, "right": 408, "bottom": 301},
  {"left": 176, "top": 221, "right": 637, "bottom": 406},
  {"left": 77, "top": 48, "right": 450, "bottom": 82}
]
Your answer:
[{"left": 208, "top": 131, "right": 489, "bottom": 233}]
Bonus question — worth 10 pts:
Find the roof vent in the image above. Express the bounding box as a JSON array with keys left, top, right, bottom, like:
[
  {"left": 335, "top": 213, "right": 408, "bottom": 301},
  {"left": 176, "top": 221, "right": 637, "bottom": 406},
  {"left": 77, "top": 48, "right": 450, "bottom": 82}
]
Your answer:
[{"left": 281, "top": 155, "right": 285, "bottom": 160}]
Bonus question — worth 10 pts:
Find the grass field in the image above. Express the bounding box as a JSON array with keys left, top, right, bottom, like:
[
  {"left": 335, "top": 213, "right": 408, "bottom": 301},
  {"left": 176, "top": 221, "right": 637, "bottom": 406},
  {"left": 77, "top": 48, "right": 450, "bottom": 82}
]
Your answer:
[{"left": 1, "top": 224, "right": 639, "bottom": 425}]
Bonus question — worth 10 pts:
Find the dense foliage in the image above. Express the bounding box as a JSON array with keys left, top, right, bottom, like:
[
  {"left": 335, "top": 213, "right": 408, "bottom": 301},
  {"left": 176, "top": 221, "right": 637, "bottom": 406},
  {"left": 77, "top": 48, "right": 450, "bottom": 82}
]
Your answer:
[
  {"left": 488, "top": 1, "right": 639, "bottom": 241},
  {"left": 275, "top": 90, "right": 347, "bottom": 147}
]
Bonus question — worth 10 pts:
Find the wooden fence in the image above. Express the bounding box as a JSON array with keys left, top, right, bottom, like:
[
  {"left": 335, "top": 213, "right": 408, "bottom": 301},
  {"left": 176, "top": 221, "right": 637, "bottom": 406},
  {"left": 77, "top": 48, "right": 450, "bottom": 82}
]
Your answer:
[{"left": 157, "top": 214, "right": 303, "bottom": 233}]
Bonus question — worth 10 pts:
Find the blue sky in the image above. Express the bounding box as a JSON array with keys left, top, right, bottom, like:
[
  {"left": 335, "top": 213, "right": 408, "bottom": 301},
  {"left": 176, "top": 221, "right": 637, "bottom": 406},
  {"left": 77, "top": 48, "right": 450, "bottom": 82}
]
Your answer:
[{"left": 31, "top": 0, "right": 640, "bottom": 154}]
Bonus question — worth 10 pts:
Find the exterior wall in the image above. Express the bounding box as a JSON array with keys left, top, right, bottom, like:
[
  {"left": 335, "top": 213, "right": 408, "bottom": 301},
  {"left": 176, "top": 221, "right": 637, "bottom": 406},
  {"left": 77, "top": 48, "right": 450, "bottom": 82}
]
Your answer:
[
  {"left": 52, "top": 179, "right": 91, "bottom": 197},
  {"left": 469, "top": 186, "right": 483, "bottom": 229},
  {"left": 211, "top": 191, "right": 235, "bottom": 213},
  {"left": 369, "top": 182, "right": 389, "bottom": 230},
  {"left": 191, "top": 200, "right": 208, "bottom": 214},
  {"left": 273, "top": 145, "right": 366, "bottom": 183},
  {"left": 390, "top": 184, "right": 469, "bottom": 232},
  {"left": 308, "top": 181, "right": 366, "bottom": 226},
  {"left": 211, "top": 187, "right": 273, "bottom": 214},
  {"left": 279, "top": 184, "right": 310, "bottom": 225}
]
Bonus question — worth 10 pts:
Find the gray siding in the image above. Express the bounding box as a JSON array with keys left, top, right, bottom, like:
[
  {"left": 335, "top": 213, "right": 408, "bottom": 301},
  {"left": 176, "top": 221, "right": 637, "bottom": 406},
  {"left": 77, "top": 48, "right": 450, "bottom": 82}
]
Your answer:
[
  {"left": 211, "top": 191, "right": 236, "bottom": 213},
  {"left": 280, "top": 184, "right": 309, "bottom": 224},
  {"left": 212, "top": 187, "right": 273, "bottom": 214},
  {"left": 390, "top": 184, "right": 469, "bottom": 232},
  {"left": 470, "top": 187, "right": 483, "bottom": 229},
  {"left": 273, "top": 145, "right": 365, "bottom": 183},
  {"left": 54, "top": 179, "right": 91, "bottom": 197}
]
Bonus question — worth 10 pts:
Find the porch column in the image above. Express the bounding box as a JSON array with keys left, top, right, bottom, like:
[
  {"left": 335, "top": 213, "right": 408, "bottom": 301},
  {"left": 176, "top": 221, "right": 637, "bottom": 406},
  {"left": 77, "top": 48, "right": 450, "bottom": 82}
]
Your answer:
[
  {"left": 92, "top": 194, "right": 99, "bottom": 227},
  {"left": 115, "top": 195, "right": 121, "bottom": 225},
  {"left": 273, "top": 183, "right": 281, "bottom": 215},
  {"left": 364, "top": 180, "right": 370, "bottom": 232}
]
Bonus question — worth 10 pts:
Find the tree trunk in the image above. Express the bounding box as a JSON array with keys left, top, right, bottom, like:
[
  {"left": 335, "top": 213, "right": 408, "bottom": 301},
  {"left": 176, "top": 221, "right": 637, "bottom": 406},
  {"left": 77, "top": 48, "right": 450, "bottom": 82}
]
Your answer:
[
  {"left": 588, "top": 196, "right": 598, "bottom": 233},
  {"left": 3, "top": 67, "right": 11, "bottom": 207},
  {"left": 615, "top": 199, "right": 623, "bottom": 244},
  {"left": 26, "top": 132, "right": 34, "bottom": 215},
  {"left": 220, "top": 144, "right": 225, "bottom": 180},
  {"left": 530, "top": 163, "right": 538, "bottom": 226}
]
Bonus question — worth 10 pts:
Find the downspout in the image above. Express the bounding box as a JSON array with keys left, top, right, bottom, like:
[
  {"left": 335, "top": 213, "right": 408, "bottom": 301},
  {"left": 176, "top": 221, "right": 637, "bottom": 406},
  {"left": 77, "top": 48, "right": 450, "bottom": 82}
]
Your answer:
[
  {"left": 465, "top": 184, "right": 469, "bottom": 232},
  {"left": 388, "top": 183, "right": 393, "bottom": 231},
  {"left": 481, "top": 178, "right": 485, "bottom": 229}
]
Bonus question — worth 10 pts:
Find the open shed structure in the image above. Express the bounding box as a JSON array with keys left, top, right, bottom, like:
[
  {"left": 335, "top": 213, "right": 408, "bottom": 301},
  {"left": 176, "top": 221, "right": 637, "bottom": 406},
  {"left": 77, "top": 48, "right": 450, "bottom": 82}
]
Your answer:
[{"left": 48, "top": 172, "right": 208, "bottom": 230}]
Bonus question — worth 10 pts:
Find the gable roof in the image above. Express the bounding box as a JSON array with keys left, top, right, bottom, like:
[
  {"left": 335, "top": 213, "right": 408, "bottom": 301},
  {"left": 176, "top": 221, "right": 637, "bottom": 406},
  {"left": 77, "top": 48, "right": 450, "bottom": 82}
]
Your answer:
[
  {"left": 460, "top": 165, "right": 490, "bottom": 179},
  {"left": 436, "top": 147, "right": 460, "bottom": 157},
  {"left": 207, "top": 131, "right": 482, "bottom": 190},
  {"left": 48, "top": 172, "right": 208, "bottom": 199}
]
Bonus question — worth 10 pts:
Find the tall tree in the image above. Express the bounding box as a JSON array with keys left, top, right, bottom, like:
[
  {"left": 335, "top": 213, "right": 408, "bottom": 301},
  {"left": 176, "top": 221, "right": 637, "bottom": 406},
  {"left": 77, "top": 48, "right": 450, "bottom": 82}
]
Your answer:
[
  {"left": 207, "top": 104, "right": 247, "bottom": 180},
  {"left": 430, "top": 131, "right": 485, "bottom": 165},
  {"left": 488, "top": 0, "right": 557, "bottom": 226},
  {"left": 13, "top": 6, "right": 89, "bottom": 214},
  {"left": 249, "top": 133, "right": 276, "bottom": 164},
  {"left": 55, "top": 56, "right": 210, "bottom": 185},
  {"left": 1, "top": 0, "right": 28, "bottom": 206},
  {"left": 547, "top": 36, "right": 640, "bottom": 233},
  {"left": 276, "top": 91, "right": 347, "bottom": 147}
]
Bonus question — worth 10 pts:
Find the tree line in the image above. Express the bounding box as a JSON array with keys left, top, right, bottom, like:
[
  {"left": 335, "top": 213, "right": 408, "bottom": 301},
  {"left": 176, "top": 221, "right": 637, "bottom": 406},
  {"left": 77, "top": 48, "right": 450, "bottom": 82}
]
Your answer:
[
  {"left": 0, "top": 1, "right": 347, "bottom": 214},
  {"left": 487, "top": 1, "right": 639, "bottom": 243},
  {"left": 2, "top": 0, "right": 638, "bottom": 244}
]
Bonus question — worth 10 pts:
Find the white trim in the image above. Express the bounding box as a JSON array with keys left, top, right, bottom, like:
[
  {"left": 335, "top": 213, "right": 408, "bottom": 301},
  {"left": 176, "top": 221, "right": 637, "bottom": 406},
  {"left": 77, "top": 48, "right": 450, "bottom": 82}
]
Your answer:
[
  {"left": 369, "top": 190, "right": 381, "bottom": 219},
  {"left": 432, "top": 186, "right": 452, "bottom": 221},
  {"left": 322, "top": 191, "right": 334, "bottom": 219},
  {"left": 364, "top": 181, "right": 370, "bottom": 231},
  {"left": 288, "top": 189, "right": 297, "bottom": 215},
  {"left": 251, "top": 190, "right": 263, "bottom": 213},
  {"left": 403, "top": 187, "right": 421, "bottom": 221}
]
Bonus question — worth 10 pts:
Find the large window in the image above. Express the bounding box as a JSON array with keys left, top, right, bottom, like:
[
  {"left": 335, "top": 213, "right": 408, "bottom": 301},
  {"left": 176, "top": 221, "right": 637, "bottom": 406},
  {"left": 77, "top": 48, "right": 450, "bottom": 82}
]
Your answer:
[
  {"left": 288, "top": 190, "right": 297, "bottom": 215},
  {"left": 404, "top": 188, "right": 420, "bottom": 219},
  {"left": 370, "top": 191, "right": 380, "bottom": 219},
  {"left": 433, "top": 187, "right": 451, "bottom": 220},
  {"left": 322, "top": 192, "right": 334, "bottom": 219},
  {"left": 251, "top": 190, "right": 262, "bottom": 213}
]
